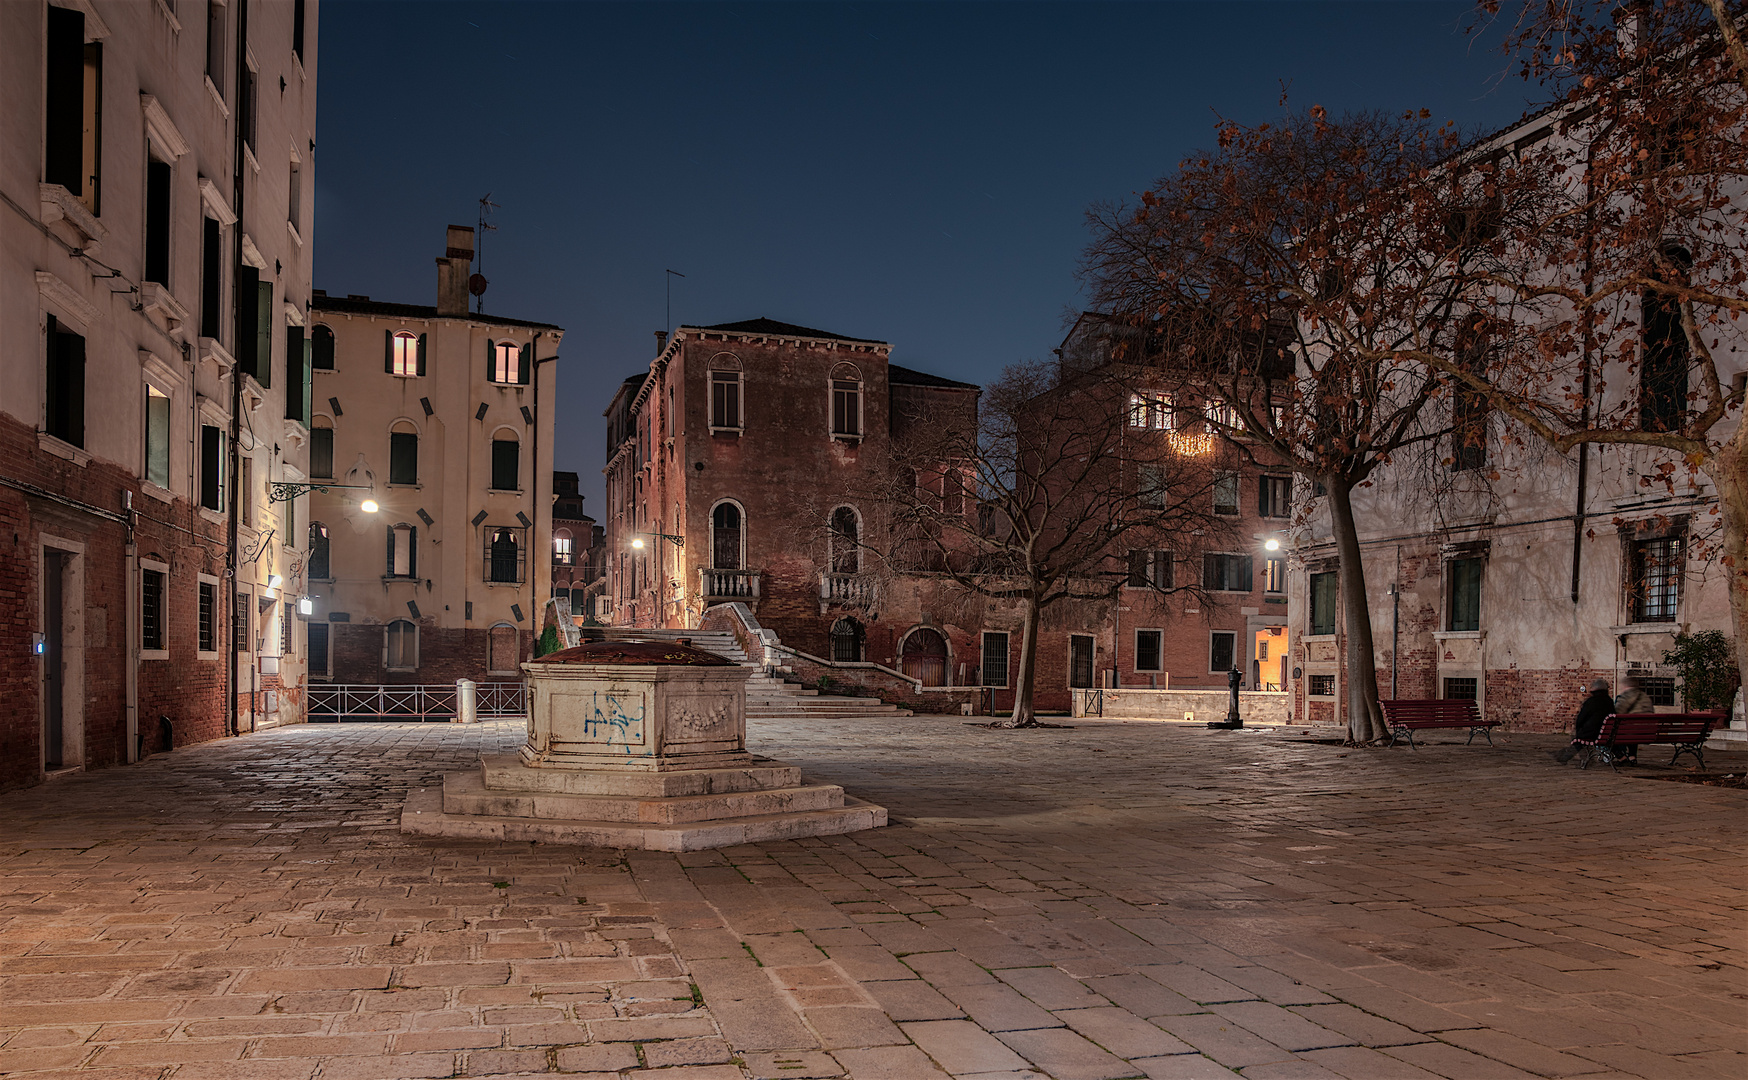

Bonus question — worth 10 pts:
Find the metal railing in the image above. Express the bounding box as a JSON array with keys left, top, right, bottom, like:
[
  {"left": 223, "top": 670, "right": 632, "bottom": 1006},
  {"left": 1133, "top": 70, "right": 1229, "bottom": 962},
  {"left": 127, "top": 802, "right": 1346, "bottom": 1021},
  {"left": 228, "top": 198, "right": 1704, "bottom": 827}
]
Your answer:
[
  {"left": 306, "top": 682, "right": 526, "bottom": 722},
  {"left": 699, "top": 567, "right": 759, "bottom": 601}
]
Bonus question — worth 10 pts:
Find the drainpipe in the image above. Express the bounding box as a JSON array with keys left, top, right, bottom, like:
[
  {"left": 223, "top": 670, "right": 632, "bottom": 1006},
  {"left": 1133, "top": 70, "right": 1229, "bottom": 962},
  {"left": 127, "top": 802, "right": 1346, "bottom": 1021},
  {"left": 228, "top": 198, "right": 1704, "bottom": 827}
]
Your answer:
[
  {"left": 224, "top": 0, "right": 251, "bottom": 738},
  {"left": 1571, "top": 136, "right": 1598, "bottom": 603},
  {"left": 124, "top": 491, "right": 139, "bottom": 762},
  {"left": 533, "top": 337, "right": 558, "bottom": 651}
]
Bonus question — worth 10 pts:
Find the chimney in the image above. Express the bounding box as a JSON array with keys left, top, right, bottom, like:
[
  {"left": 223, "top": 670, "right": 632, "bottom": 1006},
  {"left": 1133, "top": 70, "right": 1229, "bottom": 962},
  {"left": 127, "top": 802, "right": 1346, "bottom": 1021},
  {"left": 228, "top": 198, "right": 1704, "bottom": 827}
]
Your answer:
[
  {"left": 435, "top": 224, "right": 474, "bottom": 316},
  {"left": 654, "top": 330, "right": 668, "bottom": 355}
]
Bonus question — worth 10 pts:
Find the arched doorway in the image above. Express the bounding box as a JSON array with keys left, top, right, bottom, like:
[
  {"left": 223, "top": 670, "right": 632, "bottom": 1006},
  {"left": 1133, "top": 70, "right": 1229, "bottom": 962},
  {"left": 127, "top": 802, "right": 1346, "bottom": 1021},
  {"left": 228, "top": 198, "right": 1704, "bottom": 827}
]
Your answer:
[
  {"left": 830, "top": 617, "right": 865, "bottom": 663},
  {"left": 900, "top": 627, "right": 948, "bottom": 687}
]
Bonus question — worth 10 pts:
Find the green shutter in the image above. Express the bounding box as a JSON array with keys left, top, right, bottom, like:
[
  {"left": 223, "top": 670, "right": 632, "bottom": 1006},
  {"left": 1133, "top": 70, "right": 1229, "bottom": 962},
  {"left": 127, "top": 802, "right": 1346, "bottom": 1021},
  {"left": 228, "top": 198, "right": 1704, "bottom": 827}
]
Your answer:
[
  {"left": 386, "top": 524, "right": 395, "bottom": 574},
  {"left": 284, "top": 325, "right": 303, "bottom": 419},
  {"left": 385, "top": 329, "right": 394, "bottom": 373},
  {"left": 408, "top": 526, "right": 417, "bottom": 577},
  {"left": 518, "top": 343, "right": 531, "bottom": 385},
  {"left": 302, "top": 336, "right": 313, "bottom": 423},
  {"left": 255, "top": 280, "right": 273, "bottom": 388},
  {"left": 486, "top": 337, "right": 496, "bottom": 380},
  {"left": 417, "top": 333, "right": 427, "bottom": 376}
]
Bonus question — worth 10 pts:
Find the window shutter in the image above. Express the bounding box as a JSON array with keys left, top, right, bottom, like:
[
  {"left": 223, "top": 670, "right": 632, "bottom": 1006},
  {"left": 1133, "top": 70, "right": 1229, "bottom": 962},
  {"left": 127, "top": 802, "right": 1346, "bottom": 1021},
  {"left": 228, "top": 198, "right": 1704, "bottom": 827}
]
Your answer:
[
  {"left": 1128, "top": 551, "right": 1146, "bottom": 588},
  {"left": 1258, "top": 478, "right": 1268, "bottom": 517},
  {"left": 384, "top": 329, "right": 393, "bottom": 373},
  {"left": 302, "top": 336, "right": 314, "bottom": 423},
  {"left": 417, "top": 333, "right": 427, "bottom": 376},
  {"left": 408, "top": 526, "right": 417, "bottom": 577},
  {"left": 284, "top": 325, "right": 303, "bottom": 419},
  {"left": 386, "top": 524, "right": 395, "bottom": 575},
  {"left": 256, "top": 280, "right": 273, "bottom": 387},
  {"left": 1239, "top": 556, "right": 1254, "bottom": 592},
  {"left": 517, "top": 343, "right": 532, "bottom": 385},
  {"left": 1156, "top": 551, "right": 1173, "bottom": 589},
  {"left": 486, "top": 337, "right": 496, "bottom": 380},
  {"left": 59, "top": 325, "right": 87, "bottom": 449}
]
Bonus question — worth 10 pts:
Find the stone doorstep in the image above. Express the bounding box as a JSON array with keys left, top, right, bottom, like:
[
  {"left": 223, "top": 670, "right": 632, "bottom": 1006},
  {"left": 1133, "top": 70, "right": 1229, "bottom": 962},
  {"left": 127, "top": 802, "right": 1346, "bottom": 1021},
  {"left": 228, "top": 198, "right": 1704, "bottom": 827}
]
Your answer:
[
  {"left": 400, "top": 785, "right": 888, "bottom": 851},
  {"left": 479, "top": 754, "right": 803, "bottom": 796},
  {"left": 442, "top": 768, "right": 849, "bottom": 824}
]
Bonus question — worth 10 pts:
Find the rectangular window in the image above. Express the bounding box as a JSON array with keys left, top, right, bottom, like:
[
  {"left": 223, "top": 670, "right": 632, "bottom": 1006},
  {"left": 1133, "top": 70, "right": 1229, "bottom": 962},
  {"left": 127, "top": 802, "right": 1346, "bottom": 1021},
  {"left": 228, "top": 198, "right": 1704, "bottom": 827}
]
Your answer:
[
  {"left": 44, "top": 6, "right": 86, "bottom": 196},
  {"left": 1640, "top": 675, "right": 1676, "bottom": 707},
  {"left": 307, "top": 622, "right": 328, "bottom": 677},
  {"left": 292, "top": 0, "right": 307, "bottom": 62},
  {"left": 832, "top": 380, "right": 861, "bottom": 437},
  {"left": 236, "top": 266, "right": 272, "bottom": 386},
  {"left": 197, "top": 580, "right": 217, "bottom": 652},
  {"left": 310, "top": 426, "right": 333, "bottom": 478},
  {"left": 1213, "top": 471, "right": 1240, "bottom": 515},
  {"left": 287, "top": 157, "right": 301, "bottom": 235},
  {"left": 1128, "top": 392, "right": 1172, "bottom": 430},
  {"left": 1308, "top": 673, "right": 1336, "bottom": 697},
  {"left": 1448, "top": 557, "right": 1483, "bottom": 632},
  {"left": 491, "top": 439, "right": 519, "bottom": 490},
  {"left": 284, "top": 325, "right": 309, "bottom": 421},
  {"left": 554, "top": 535, "right": 574, "bottom": 564},
  {"left": 201, "top": 217, "right": 222, "bottom": 339},
  {"left": 240, "top": 63, "right": 257, "bottom": 153},
  {"left": 308, "top": 522, "right": 330, "bottom": 579},
  {"left": 1134, "top": 629, "right": 1163, "bottom": 672},
  {"left": 239, "top": 456, "right": 253, "bottom": 528},
  {"left": 1641, "top": 292, "right": 1688, "bottom": 433},
  {"left": 387, "top": 523, "right": 417, "bottom": 578},
  {"left": 1203, "top": 553, "right": 1253, "bottom": 592},
  {"left": 1069, "top": 635, "right": 1094, "bottom": 689},
  {"left": 711, "top": 371, "right": 741, "bottom": 429},
  {"left": 144, "top": 385, "right": 171, "bottom": 489},
  {"left": 206, "top": 0, "right": 226, "bottom": 96},
  {"left": 1137, "top": 463, "right": 1166, "bottom": 510},
  {"left": 1309, "top": 570, "right": 1337, "bottom": 636},
  {"left": 485, "top": 526, "right": 525, "bottom": 584},
  {"left": 1258, "top": 476, "right": 1291, "bottom": 518},
  {"left": 1631, "top": 537, "right": 1682, "bottom": 623},
  {"left": 1127, "top": 550, "right": 1172, "bottom": 589},
  {"left": 981, "top": 632, "right": 1010, "bottom": 688},
  {"left": 200, "top": 424, "right": 224, "bottom": 511},
  {"left": 141, "top": 568, "right": 166, "bottom": 652},
  {"left": 234, "top": 589, "right": 250, "bottom": 653},
  {"left": 1264, "top": 557, "right": 1285, "bottom": 594},
  {"left": 389, "top": 431, "right": 418, "bottom": 485},
  {"left": 145, "top": 159, "right": 172, "bottom": 285},
  {"left": 1443, "top": 677, "right": 1478, "bottom": 700},
  {"left": 45, "top": 315, "right": 86, "bottom": 448},
  {"left": 1207, "top": 402, "right": 1240, "bottom": 431},
  {"left": 1209, "top": 631, "right": 1235, "bottom": 673}
]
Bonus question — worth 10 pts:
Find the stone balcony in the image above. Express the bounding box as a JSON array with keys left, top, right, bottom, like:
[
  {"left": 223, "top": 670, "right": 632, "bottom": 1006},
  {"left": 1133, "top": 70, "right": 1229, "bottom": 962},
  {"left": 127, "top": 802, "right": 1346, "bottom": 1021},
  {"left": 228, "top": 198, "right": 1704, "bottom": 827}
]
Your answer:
[
  {"left": 700, "top": 567, "right": 760, "bottom": 604},
  {"left": 820, "top": 571, "right": 874, "bottom": 610}
]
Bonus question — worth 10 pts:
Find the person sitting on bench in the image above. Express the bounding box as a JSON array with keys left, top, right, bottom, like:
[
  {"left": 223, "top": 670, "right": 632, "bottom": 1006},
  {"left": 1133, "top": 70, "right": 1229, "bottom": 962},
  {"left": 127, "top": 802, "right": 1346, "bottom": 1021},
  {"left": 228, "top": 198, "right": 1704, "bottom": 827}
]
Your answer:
[
  {"left": 1609, "top": 674, "right": 1654, "bottom": 764},
  {"left": 1554, "top": 678, "right": 1613, "bottom": 764}
]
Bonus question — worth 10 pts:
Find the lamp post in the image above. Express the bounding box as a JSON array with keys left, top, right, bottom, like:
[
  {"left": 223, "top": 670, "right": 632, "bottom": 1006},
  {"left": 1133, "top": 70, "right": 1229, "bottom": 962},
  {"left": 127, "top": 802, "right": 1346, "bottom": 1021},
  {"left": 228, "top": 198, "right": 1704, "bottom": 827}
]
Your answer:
[
  {"left": 631, "top": 531, "right": 684, "bottom": 628},
  {"left": 267, "top": 480, "right": 379, "bottom": 514}
]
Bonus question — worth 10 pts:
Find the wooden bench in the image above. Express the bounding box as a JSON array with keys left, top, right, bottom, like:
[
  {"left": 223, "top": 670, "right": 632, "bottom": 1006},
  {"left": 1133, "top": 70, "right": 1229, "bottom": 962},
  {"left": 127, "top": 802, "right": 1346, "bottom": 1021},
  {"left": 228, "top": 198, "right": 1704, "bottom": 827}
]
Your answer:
[
  {"left": 1380, "top": 698, "right": 1500, "bottom": 749},
  {"left": 1575, "top": 712, "right": 1725, "bottom": 772}
]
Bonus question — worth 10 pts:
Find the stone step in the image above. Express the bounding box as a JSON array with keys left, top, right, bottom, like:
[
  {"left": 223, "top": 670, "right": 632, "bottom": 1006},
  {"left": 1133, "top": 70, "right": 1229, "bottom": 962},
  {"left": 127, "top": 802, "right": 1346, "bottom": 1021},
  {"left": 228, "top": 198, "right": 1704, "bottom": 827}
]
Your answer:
[
  {"left": 403, "top": 786, "right": 887, "bottom": 852},
  {"left": 441, "top": 770, "right": 848, "bottom": 824}
]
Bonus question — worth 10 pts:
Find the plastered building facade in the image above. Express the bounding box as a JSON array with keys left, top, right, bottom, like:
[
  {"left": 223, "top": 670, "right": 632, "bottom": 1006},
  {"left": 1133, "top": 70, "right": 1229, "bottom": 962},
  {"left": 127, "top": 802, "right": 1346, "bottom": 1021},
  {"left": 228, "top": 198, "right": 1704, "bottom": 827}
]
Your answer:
[
  {"left": 0, "top": 0, "right": 318, "bottom": 790},
  {"left": 304, "top": 227, "right": 561, "bottom": 686}
]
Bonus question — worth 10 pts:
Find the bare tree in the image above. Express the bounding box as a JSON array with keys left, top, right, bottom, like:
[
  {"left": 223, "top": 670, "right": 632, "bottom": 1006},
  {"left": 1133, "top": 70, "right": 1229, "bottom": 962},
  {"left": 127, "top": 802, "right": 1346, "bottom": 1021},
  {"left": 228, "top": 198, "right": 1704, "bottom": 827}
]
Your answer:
[
  {"left": 1434, "top": 0, "right": 1748, "bottom": 690},
  {"left": 882, "top": 361, "right": 1224, "bottom": 728},
  {"left": 1083, "top": 109, "right": 1537, "bottom": 743}
]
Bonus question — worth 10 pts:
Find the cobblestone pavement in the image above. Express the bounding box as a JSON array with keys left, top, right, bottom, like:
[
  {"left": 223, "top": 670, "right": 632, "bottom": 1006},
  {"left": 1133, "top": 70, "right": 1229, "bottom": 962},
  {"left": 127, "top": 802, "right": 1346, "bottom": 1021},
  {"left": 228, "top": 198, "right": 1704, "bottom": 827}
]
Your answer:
[{"left": 0, "top": 716, "right": 1743, "bottom": 1080}]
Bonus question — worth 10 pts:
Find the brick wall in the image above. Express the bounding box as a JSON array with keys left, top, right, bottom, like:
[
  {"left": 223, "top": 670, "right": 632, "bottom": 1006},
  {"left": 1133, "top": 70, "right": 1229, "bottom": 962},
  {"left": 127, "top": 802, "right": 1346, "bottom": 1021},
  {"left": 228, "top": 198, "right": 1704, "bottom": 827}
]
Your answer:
[{"left": 328, "top": 622, "right": 531, "bottom": 684}]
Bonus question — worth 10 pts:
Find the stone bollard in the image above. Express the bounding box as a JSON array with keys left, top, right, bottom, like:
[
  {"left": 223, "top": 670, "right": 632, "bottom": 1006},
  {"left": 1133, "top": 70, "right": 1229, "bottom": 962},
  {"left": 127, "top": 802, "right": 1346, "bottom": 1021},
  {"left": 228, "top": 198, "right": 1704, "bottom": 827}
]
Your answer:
[{"left": 455, "top": 679, "right": 478, "bottom": 724}]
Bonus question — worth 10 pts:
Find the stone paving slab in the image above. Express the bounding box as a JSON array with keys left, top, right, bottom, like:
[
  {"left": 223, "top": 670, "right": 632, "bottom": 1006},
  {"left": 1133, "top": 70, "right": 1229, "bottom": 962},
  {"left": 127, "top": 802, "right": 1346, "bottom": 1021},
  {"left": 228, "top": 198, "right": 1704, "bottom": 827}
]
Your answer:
[{"left": 0, "top": 716, "right": 1743, "bottom": 1079}]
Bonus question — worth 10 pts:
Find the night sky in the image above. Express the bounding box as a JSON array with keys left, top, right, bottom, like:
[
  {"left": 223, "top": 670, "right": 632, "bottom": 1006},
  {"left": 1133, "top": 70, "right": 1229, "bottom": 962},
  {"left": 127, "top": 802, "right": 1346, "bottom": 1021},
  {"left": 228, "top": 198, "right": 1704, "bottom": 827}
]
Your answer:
[{"left": 313, "top": 1, "right": 1539, "bottom": 512}]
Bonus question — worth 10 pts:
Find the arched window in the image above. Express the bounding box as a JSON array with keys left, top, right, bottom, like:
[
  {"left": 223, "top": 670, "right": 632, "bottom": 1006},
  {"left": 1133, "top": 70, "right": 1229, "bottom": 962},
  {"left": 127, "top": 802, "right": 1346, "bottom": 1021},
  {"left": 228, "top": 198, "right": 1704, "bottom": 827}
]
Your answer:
[
  {"left": 311, "top": 325, "right": 335, "bottom": 370},
  {"left": 830, "top": 362, "right": 862, "bottom": 439},
  {"left": 308, "top": 521, "right": 330, "bottom": 579},
  {"left": 711, "top": 502, "right": 743, "bottom": 570},
  {"left": 491, "top": 434, "right": 520, "bottom": 490},
  {"left": 389, "top": 420, "right": 418, "bottom": 485},
  {"left": 489, "top": 527, "right": 521, "bottom": 583},
  {"left": 387, "top": 330, "right": 424, "bottom": 377},
  {"left": 310, "top": 415, "right": 334, "bottom": 478},
  {"left": 487, "top": 622, "right": 520, "bottom": 675},
  {"left": 554, "top": 528, "right": 574, "bottom": 565},
  {"left": 710, "top": 354, "right": 744, "bottom": 430},
  {"left": 900, "top": 627, "right": 948, "bottom": 687},
  {"left": 830, "top": 617, "right": 865, "bottom": 663},
  {"left": 490, "top": 339, "right": 529, "bottom": 384},
  {"left": 387, "top": 522, "right": 417, "bottom": 578},
  {"left": 385, "top": 619, "right": 418, "bottom": 670},
  {"left": 830, "top": 506, "right": 859, "bottom": 574}
]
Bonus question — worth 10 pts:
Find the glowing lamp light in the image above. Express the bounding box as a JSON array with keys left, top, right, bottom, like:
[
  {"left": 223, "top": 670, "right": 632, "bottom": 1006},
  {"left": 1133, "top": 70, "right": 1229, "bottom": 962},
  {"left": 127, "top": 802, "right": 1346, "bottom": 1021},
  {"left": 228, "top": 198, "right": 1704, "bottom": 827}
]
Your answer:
[
  {"left": 631, "top": 537, "right": 646, "bottom": 549},
  {"left": 1264, "top": 538, "right": 1281, "bottom": 552},
  {"left": 267, "top": 574, "right": 284, "bottom": 589},
  {"left": 298, "top": 596, "right": 314, "bottom": 616},
  {"left": 360, "top": 499, "right": 380, "bottom": 514}
]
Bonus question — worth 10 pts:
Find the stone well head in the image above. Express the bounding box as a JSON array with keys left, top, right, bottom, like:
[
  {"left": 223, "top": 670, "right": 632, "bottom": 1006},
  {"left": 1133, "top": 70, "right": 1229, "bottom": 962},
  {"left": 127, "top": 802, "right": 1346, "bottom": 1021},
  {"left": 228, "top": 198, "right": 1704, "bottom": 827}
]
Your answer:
[{"left": 519, "top": 638, "right": 752, "bottom": 773}]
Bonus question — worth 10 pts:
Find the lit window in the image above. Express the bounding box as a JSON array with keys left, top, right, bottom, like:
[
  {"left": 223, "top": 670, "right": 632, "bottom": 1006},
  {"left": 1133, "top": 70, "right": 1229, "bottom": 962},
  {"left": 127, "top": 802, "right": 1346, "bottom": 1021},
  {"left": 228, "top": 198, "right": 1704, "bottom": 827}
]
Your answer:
[
  {"left": 492, "top": 340, "right": 526, "bottom": 384},
  {"left": 1264, "top": 557, "right": 1285, "bottom": 594},
  {"left": 1128, "top": 392, "right": 1172, "bottom": 430},
  {"left": 554, "top": 531, "right": 574, "bottom": 565},
  {"left": 390, "top": 331, "right": 420, "bottom": 377},
  {"left": 1206, "top": 403, "right": 1242, "bottom": 431},
  {"left": 145, "top": 385, "right": 171, "bottom": 489}
]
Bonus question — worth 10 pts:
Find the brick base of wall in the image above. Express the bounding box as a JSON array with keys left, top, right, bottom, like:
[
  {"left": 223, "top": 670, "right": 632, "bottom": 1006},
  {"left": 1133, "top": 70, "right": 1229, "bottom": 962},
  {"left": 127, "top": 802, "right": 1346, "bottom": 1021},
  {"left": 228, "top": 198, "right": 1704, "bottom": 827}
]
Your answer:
[{"left": 328, "top": 624, "right": 531, "bottom": 685}]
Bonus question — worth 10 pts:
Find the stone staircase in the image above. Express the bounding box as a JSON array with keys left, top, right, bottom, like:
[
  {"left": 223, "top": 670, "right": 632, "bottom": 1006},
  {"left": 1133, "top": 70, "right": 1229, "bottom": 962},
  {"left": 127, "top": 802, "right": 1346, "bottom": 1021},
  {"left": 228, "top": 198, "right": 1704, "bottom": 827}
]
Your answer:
[{"left": 595, "top": 628, "right": 914, "bottom": 720}]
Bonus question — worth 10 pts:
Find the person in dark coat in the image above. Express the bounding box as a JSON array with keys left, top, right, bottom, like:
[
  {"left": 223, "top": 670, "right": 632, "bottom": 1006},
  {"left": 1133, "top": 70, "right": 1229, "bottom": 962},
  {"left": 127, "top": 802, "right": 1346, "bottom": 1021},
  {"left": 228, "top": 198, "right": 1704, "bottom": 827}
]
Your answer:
[{"left": 1553, "top": 678, "right": 1613, "bottom": 763}]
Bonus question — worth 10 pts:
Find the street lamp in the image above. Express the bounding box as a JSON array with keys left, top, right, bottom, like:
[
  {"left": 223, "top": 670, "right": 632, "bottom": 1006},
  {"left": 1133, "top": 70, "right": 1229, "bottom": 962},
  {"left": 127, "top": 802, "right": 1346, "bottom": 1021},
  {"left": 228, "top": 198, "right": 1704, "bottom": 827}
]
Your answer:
[
  {"left": 268, "top": 480, "right": 378, "bottom": 513},
  {"left": 1264, "top": 537, "right": 1281, "bottom": 551},
  {"left": 630, "top": 532, "right": 684, "bottom": 627}
]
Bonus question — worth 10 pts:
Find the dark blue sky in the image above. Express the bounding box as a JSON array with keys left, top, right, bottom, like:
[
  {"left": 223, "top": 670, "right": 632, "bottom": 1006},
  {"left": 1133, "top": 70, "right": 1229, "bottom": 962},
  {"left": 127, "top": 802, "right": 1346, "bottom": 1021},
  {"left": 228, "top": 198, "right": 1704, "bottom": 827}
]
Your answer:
[{"left": 313, "top": 1, "right": 1537, "bottom": 511}]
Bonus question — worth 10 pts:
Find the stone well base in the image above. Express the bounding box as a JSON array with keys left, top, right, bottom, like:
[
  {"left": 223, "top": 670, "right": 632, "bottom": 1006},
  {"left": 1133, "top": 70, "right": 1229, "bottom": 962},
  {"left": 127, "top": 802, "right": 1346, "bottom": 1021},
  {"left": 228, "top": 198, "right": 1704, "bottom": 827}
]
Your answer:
[{"left": 400, "top": 755, "right": 887, "bottom": 851}]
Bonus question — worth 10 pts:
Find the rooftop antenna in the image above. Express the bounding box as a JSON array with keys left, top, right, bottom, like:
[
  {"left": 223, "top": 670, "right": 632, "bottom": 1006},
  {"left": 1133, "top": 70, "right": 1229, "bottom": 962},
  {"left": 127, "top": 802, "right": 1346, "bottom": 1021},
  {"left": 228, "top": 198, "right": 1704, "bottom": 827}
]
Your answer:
[
  {"left": 665, "top": 268, "right": 685, "bottom": 331},
  {"left": 473, "top": 193, "right": 499, "bottom": 314}
]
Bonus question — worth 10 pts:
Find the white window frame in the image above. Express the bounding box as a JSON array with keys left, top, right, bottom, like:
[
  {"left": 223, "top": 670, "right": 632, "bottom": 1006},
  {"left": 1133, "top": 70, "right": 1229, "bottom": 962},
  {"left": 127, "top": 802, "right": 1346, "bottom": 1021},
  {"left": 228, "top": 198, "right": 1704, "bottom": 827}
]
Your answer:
[
  {"left": 390, "top": 330, "right": 418, "bottom": 377},
  {"left": 1208, "top": 630, "right": 1238, "bottom": 674},
  {"left": 140, "top": 558, "right": 171, "bottom": 660},
  {"left": 196, "top": 573, "right": 222, "bottom": 656},
  {"left": 710, "top": 367, "right": 743, "bottom": 432},
  {"left": 493, "top": 339, "right": 521, "bottom": 384},
  {"left": 830, "top": 364, "right": 863, "bottom": 440},
  {"left": 1133, "top": 628, "right": 1164, "bottom": 673}
]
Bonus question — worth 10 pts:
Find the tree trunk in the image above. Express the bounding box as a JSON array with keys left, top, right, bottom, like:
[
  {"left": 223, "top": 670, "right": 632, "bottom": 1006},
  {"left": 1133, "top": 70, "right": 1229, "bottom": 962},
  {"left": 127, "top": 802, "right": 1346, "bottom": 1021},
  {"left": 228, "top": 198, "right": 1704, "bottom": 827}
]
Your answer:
[
  {"left": 1706, "top": 423, "right": 1748, "bottom": 713},
  {"left": 1326, "top": 475, "right": 1388, "bottom": 743},
  {"left": 998, "top": 594, "right": 1043, "bottom": 729}
]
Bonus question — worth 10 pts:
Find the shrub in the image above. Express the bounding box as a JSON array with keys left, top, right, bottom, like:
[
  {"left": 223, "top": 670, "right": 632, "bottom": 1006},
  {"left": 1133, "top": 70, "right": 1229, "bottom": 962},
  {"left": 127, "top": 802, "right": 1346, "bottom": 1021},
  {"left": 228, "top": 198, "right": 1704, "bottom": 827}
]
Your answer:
[{"left": 1662, "top": 630, "right": 1738, "bottom": 712}]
